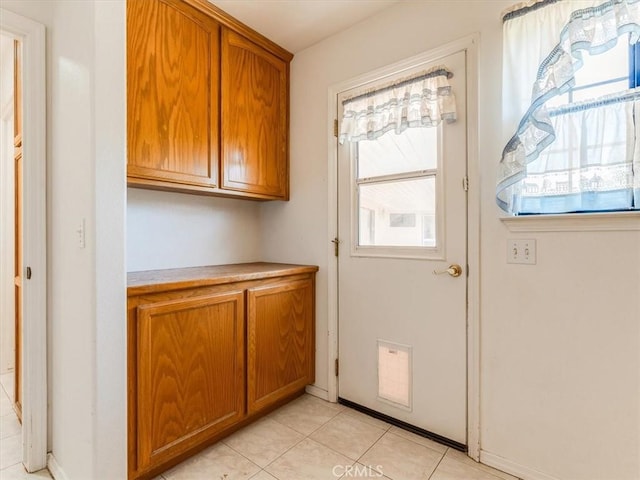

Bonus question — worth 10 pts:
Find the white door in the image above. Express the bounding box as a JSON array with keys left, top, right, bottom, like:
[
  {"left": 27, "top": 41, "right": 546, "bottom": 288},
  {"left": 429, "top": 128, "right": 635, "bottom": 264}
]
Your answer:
[{"left": 337, "top": 50, "right": 467, "bottom": 445}]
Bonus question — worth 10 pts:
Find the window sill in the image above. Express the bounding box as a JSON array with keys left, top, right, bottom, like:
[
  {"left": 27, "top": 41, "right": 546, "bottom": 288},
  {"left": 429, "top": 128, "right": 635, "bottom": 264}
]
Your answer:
[{"left": 500, "top": 211, "right": 640, "bottom": 232}]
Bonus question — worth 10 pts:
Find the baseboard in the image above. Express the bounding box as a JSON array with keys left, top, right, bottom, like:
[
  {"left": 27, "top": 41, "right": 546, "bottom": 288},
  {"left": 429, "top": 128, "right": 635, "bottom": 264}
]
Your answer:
[
  {"left": 480, "top": 451, "right": 561, "bottom": 480},
  {"left": 305, "top": 384, "right": 329, "bottom": 401},
  {"left": 47, "top": 453, "right": 69, "bottom": 480}
]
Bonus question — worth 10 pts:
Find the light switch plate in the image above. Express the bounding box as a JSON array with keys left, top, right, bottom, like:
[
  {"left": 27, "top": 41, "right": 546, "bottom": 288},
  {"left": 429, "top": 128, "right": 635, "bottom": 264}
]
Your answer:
[{"left": 507, "top": 239, "right": 536, "bottom": 264}]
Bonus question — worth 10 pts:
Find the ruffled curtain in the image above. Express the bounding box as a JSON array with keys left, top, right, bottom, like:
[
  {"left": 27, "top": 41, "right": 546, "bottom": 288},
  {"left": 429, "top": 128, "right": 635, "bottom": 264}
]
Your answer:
[
  {"left": 497, "top": 0, "right": 640, "bottom": 214},
  {"left": 339, "top": 67, "right": 456, "bottom": 144},
  {"left": 517, "top": 92, "right": 637, "bottom": 213}
]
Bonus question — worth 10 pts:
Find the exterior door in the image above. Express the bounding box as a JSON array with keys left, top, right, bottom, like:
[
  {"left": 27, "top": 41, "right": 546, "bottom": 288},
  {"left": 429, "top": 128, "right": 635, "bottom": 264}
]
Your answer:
[{"left": 337, "top": 50, "right": 467, "bottom": 445}]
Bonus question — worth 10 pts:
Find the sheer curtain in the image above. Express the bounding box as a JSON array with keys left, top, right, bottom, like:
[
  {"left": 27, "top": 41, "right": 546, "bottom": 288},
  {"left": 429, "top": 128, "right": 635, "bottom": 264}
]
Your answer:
[
  {"left": 339, "top": 67, "right": 456, "bottom": 144},
  {"left": 497, "top": 0, "right": 640, "bottom": 214}
]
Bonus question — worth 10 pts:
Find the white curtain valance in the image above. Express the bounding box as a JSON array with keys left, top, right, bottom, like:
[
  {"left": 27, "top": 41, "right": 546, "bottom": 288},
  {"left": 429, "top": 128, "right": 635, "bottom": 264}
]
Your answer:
[
  {"left": 339, "top": 67, "right": 456, "bottom": 144},
  {"left": 497, "top": 0, "right": 640, "bottom": 213}
]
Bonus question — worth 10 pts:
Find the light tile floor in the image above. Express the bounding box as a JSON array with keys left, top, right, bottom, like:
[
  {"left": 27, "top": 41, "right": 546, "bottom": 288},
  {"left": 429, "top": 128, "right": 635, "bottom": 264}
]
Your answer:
[
  {"left": 161, "top": 394, "right": 520, "bottom": 480},
  {"left": 0, "top": 372, "right": 52, "bottom": 480},
  {"left": 0, "top": 379, "right": 519, "bottom": 480}
]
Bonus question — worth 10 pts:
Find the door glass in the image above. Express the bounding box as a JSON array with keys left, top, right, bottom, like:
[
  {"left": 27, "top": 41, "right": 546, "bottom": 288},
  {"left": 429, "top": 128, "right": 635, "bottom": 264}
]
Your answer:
[
  {"left": 355, "top": 127, "right": 439, "bottom": 251},
  {"left": 358, "top": 127, "right": 437, "bottom": 178},
  {"left": 358, "top": 177, "right": 436, "bottom": 247}
]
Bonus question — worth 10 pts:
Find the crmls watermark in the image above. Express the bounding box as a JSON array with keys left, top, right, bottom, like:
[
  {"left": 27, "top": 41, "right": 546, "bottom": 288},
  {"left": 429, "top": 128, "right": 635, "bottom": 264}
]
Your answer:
[{"left": 332, "top": 464, "right": 384, "bottom": 478}]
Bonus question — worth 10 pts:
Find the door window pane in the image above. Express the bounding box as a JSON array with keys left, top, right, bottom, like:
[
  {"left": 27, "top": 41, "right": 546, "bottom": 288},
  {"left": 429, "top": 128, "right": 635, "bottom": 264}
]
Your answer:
[
  {"left": 357, "top": 128, "right": 437, "bottom": 179},
  {"left": 358, "top": 177, "right": 436, "bottom": 247}
]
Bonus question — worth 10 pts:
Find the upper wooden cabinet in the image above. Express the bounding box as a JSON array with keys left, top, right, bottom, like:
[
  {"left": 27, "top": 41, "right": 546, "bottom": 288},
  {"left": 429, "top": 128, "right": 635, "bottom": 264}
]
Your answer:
[
  {"left": 127, "top": 0, "right": 292, "bottom": 200},
  {"left": 127, "top": 0, "right": 219, "bottom": 188},
  {"left": 221, "top": 30, "right": 289, "bottom": 199}
]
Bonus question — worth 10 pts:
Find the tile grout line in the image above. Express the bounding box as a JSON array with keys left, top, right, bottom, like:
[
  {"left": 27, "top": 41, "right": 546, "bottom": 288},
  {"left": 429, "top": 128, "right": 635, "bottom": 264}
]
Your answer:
[
  {"left": 307, "top": 412, "right": 388, "bottom": 466},
  {"left": 255, "top": 401, "right": 349, "bottom": 469},
  {"left": 386, "top": 427, "right": 450, "bottom": 457},
  {"left": 220, "top": 421, "right": 304, "bottom": 474},
  {"left": 0, "top": 374, "right": 14, "bottom": 400},
  {"left": 262, "top": 427, "right": 309, "bottom": 472},
  {"left": 351, "top": 427, "right": 393, "bottom": 475},
  {"left": 249, "top": 404, "right": 356, "bottom": 475},
  {"left": 268, "top": 405, "right": 343, "bottom": 438},
  {"left": 426, "top": 447, "right": 448, "bottom": 480}
]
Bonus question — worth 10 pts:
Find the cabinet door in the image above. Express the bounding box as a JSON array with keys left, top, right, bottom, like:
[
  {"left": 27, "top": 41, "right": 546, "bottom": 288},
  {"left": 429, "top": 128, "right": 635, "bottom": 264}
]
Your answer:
[
  {"left": 247, "top": 279, "right": 314, "bottom": 413},
  {"left": 127, "top": 0, "right": 219, "bottom": 188},
  {"left": 136, "top": 291, "right": 244, "bottom": 471},
  {"left": 221, "top": 29, "right": 289, "bottom": 199}
]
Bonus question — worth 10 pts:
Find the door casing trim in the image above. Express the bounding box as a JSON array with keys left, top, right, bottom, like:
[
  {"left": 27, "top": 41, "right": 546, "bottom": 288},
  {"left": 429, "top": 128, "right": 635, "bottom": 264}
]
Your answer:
[
  {"left": 326, "top": 34, "right": 481, "bottom": 460},
  {"left": 0, "top": 8, "right": 47, "bottom": 472}
]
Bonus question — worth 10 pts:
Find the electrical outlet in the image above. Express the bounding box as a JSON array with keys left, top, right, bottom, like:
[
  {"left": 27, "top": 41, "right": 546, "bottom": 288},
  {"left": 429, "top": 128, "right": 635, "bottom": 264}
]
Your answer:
[{"left": 507, "top": 239, "right": 536, "bottom": 264}]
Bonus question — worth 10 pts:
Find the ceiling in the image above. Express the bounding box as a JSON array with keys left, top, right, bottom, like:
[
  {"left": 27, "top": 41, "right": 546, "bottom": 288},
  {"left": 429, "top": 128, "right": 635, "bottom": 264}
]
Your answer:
[{"left": 209, "top": 0, "right": 401, "bottom": 53}]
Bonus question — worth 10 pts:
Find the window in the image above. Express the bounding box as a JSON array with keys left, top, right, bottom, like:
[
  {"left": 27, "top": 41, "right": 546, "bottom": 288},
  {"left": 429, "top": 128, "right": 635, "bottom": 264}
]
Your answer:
[
  {"left": 355, "top": 127, "right": 439, "bottom": 250},
  {"left": 545, "top": 37, "right": 630, "bottom": 108},
  {"left": 497, "top": 0, "right": 640, "bottom": 215}
]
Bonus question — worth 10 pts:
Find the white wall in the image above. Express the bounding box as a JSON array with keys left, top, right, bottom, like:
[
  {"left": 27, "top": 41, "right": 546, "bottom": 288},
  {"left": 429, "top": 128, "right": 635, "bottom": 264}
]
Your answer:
[
  {"left": 46, "top": 1, "right": 97, "bottom": 477},
  {"left": 127, "top": 189, "right": 262, "bottom": 271},
  {"left": 49, "top": 1, "right": 96, "bottom": 476},
  {"left": 1, "top": 1, "right": 128, "bottom": 479},
  {"left": 93, "top": 1, "right": 127, "bottom": 478},
  {"left": 262, "top": 2, "right": 640, "bottom": 480},
  {"left": 0, "top": 33, "right": 15, "bottom": 375}
]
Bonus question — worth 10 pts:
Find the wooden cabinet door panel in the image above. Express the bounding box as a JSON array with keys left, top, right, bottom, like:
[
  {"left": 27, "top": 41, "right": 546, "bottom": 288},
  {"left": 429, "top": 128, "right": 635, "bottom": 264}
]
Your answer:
[
  {"left": 247, "top": 279, "right": 314, "bottom": 413},
  {"left": 127, "top": 0, "right": 219, "bottom": 187},
  {"left": 221, "top": 29, "right": 288, "bottom": 199},
  {"left": 136, "top": 291, "right": 244, "bottom": 470}
]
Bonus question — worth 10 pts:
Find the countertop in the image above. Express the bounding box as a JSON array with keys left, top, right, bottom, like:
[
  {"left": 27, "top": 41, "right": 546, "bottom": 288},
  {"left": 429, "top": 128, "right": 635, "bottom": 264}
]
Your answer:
[{"left": 127, "top": 262, "right": 319, "bottom": 295}]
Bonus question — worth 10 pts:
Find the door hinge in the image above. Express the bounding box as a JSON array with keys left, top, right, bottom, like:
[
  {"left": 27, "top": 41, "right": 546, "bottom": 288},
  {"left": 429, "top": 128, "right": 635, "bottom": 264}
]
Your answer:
[
  {"left": 331, "top": 237, "right": 340, "bottom": 257},
  {"left": 462, "top": 176, "right": 469, "bottom": 192},
  {"left": 335, "top": 358, "right": 339, "bottom": 376},
  {"left": 333, "top": 119, "right": 338, "bottom": 138}
]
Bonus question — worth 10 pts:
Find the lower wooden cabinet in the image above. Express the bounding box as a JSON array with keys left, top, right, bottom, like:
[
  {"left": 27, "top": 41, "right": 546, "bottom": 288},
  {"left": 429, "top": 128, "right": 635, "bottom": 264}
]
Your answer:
[
  {"left": 247, "top": 280, "right": 314, "bottom": 414},
  {"left": 136, "top": 292, "right": 245, "bottom": 471},
  {"left": 127, "top": 263, "right": 317, "bottom": 480}
]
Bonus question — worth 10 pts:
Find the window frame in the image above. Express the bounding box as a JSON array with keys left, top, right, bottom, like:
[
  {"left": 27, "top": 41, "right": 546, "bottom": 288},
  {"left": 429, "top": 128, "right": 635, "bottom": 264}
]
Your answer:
[
  {"left": 629, "top": 41, "right": 640, "bottom": 88},
  {"left": 349, "top": 126, "right": 447, "bottom": 260}
]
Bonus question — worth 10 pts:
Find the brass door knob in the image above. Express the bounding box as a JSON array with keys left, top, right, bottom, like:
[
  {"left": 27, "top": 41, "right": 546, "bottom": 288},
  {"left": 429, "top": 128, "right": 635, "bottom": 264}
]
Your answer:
[{"left": 432, "top": 264, "right": 462, "bottom": 278}]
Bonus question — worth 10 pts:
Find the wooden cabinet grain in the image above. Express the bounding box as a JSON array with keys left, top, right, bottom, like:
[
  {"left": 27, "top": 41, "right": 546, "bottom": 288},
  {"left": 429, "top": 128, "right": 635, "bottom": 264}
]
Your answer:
[
  {"left": 247, "top": 280, "right": 314, "bottom": 413},
  {"left": 221, "top": 29, "right": 289, "bottom": 199},
  {"left": 127, "top": 0, "right": 219, "bottom": 188},
  {"left": 128, "top": 263, "right": 317, "bottom": 480},
  {"left": 135, "top": 292, "right": 245, "bottom": 471},
  {"left": 127, "top": 0, "right": 292, "bottom": 200}
]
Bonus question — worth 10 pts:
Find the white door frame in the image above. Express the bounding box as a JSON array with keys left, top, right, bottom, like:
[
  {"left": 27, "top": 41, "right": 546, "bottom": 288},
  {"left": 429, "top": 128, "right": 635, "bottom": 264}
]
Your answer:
[
  {"left": 0, "top": 9, "right": 47, "bottom": 472},
  {"left": 326, "top": 34, "right": 481, "bottom": 460}
]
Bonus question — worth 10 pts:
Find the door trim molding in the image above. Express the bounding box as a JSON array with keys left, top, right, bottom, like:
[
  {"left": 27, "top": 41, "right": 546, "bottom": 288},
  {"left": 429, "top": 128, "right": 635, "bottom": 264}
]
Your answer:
[
  {"left": 327, "top": 33, "right": 481, "bottom": 460},
  {"left": 0, "top": 8, "right": 47, "bottom": 472}
]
